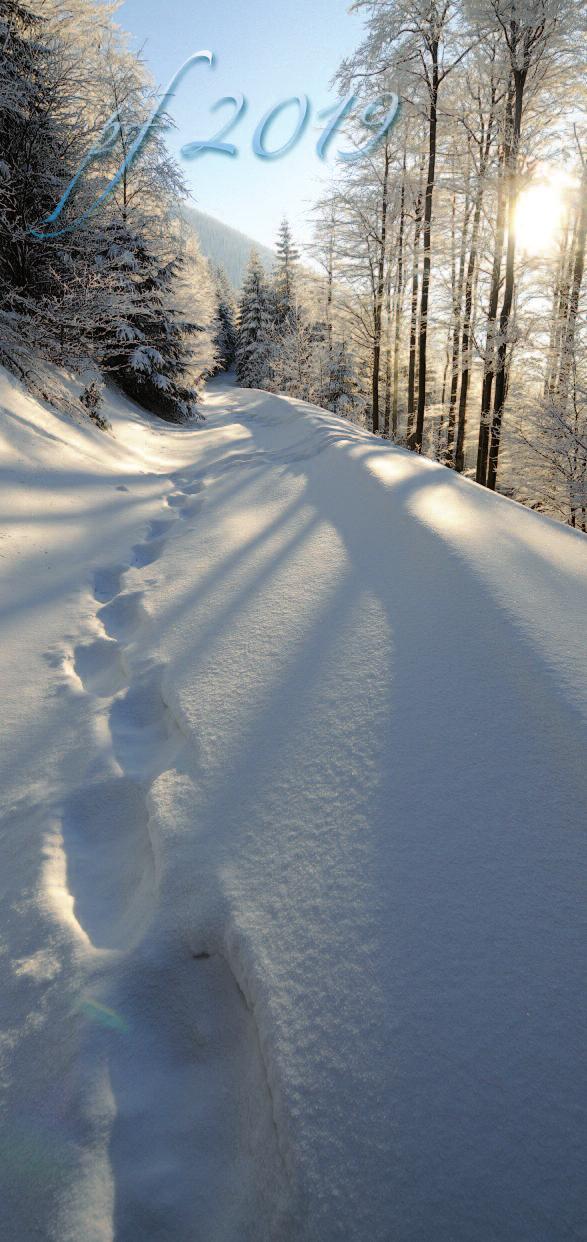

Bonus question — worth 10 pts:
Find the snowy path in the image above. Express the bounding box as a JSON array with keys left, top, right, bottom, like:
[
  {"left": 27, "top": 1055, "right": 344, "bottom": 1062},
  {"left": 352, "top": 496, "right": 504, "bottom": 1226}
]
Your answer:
[{"left": 1, "top": 371, "right": 586, "bottom": 1240}]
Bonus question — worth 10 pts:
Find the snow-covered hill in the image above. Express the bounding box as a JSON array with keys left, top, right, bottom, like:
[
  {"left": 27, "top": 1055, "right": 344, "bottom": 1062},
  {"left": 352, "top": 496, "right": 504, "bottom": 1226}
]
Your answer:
[
  {"left": 1, "top": 366, "right": 586, "bottom": 1241},
  {"left": 182, "top": 204, "right": 275, "bottom": 289}
]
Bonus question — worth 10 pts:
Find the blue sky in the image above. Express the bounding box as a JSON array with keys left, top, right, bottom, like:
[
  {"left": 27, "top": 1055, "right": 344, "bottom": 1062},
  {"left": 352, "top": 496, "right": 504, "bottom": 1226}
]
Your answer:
[{"left": 116, "top": 0, "right": 365, "bottom": 251}]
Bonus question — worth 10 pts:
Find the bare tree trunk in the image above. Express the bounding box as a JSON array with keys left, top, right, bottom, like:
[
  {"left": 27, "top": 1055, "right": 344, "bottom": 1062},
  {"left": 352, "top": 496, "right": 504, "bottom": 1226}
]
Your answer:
[
  {"left": 392, "top": 166, "right": 406, "bottom": 438},
  {"left": 372, "top": 145, "right": 391, "bottom": 435},
  {"left": 326, "top": 227, "right": 334, "bottom": 361},
  {"left": 454, "top": 112, "right": 493, "bottom": 473},
  {"left": 487, "top": 68, "right": 526, "bottom": 491},
  {"left": 476, "top": 86, "right": 512, "bottom": 485},
  {"left": 437, "top": 324, "right": 452, "bottom": 459},
  {"left": 440, "top": 326, "right": 451, "bottom": 409},
  {"left": 384, "top": 257, "right": 393, "bottom": 436},
  {"left": 407, "top": 168, "right": 424, "bottom": 438},
  {"left": 556, "top": 161, "right": 587, "bottom": 404},
  {"left": 544, "top": 217, "right": 573, "bottom": 398},
  {"left": 410, "top": 42, "right": 439, "bottom": 452},
  {"left": 446, "top": 183, "right": 470, "bottom": 462}
]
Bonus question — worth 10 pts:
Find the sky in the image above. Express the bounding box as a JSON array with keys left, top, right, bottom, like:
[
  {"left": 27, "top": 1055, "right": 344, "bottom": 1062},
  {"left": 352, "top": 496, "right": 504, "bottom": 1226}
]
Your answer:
[{"left": 115, "top": 0, "right": 365, "bottom": 252}]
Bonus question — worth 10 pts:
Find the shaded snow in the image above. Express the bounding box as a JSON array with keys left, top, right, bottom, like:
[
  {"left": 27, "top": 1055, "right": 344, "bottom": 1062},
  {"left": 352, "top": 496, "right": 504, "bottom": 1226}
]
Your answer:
[{"left": 0, "top": 369, "right": 586, "bottom": 1241}]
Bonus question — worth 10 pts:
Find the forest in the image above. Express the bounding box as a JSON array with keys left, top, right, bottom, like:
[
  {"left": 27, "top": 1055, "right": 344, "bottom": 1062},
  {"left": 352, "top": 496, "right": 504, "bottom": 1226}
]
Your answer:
[
  {"left": 2, "top": 4, "right": 586, "bottom": 1238},
  {"left": 1, "top": 0, "right": 586, "bottom": 529},
  {"left": 0, "top": 0, "right": 228, "bottom": 422},
  {"left": 238, "top": 0, "right": 587, "bottom": 530}
]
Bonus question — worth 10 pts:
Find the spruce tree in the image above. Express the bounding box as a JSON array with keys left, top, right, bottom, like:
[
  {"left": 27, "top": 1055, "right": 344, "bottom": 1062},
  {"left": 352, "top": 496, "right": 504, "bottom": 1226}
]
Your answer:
[
  {"left": 273, "top": 218, "right": 300, "bottom": 328},
  {"left": 0, "top": 2, "right": 71, "bottom": 319},
  {"left": 99, "top": 220, "right": 200, "bottom": 422},
  {"left": 0, "top": 0, "right": 218, "bottom": 400},
  {"left": 236, "top": 251, "right": 273, "bottom": 389},
  {"left": 325, "top": 341, "right": 360, "bottom": 419},
  {"left": 212, "top": 265, "right": 238, "bottom": 372}
]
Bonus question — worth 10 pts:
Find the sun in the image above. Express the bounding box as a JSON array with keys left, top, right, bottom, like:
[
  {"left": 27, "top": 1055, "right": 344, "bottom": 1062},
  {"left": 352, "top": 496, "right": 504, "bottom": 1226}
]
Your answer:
[{"left": 515, "top": 176, "right": 567, "bottom": 256}]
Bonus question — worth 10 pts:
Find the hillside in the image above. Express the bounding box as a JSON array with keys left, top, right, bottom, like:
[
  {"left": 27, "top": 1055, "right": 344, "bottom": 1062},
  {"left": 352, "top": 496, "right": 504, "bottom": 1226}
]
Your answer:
[
  {"left": 181, "top": 204, "right": 275, "bottom": 289},
  {"left": 1, "top": 366, "right": 586, "bottom": 1241}
]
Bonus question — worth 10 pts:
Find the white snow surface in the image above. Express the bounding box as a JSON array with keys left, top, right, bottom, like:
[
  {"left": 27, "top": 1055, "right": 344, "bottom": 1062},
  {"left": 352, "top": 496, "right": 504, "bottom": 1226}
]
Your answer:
[{"left": 1, "top": 368, "right": 586, "bottom": 1242}]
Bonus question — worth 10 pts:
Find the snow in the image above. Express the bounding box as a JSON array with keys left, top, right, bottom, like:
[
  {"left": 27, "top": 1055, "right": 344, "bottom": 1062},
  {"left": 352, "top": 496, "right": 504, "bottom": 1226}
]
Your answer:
[{"left": 1, "top": 367, "right": 586, "bottom": 1241}]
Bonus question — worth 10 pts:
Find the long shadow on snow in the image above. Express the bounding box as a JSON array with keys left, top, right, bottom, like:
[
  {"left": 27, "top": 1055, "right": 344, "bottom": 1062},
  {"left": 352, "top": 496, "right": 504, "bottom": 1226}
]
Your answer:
[
  {"left": 105, "top": 386, "right": 586, "bottom": 1241},
  {"left": 236, "top": 394, "right": 587, "bottom": 1241}
]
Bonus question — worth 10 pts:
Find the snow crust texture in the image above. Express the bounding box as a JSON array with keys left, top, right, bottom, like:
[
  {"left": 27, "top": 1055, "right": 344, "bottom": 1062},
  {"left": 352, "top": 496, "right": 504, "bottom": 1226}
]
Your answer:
[{"left": 1, "top": 370, "right": 586, "bottom": 1241}]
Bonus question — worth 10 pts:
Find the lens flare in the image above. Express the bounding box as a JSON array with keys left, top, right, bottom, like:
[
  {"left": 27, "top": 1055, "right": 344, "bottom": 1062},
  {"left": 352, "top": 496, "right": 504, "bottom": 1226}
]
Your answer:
[
  {"left": 78, "top": 997, "right": 130, "bottom": 1034},
  {"left": 515, "top": 177, "right": 566, "bottom": 255}
]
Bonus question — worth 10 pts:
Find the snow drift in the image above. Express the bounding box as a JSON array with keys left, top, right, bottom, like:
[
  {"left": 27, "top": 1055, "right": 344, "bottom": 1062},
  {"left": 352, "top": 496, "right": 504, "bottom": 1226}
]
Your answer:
[{"left": 0, "top": 367, "right": 586, "bottom": 1241}]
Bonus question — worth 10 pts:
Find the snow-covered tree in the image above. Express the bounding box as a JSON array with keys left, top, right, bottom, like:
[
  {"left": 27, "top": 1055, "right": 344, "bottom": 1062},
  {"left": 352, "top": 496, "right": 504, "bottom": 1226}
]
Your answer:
[
  {"left": 99, "top": 226, "right": 201, "bottom": 421},
  {"left": 0, "top": 0, "right": 211, "bottom": 420},
  {"left": 273, "top": 218, "right": 300, "bottom": 328},
  {"left": 170, "top": 232, "right": 219, "bottom": 388},
  {"left": 324, "top": 340, "right": 362, "bottom": 420},
  {"left": 236, "top": 251, "right": 274, "bottom": 389},
  {"left": 212, "top": 264, "right": 238, "bottom": 372},
  {"left": 0, "top": 0, "right": 76, "bottom": 359},
  {"left": 270, "top": 303, "right": 317, "bottom": 401}
]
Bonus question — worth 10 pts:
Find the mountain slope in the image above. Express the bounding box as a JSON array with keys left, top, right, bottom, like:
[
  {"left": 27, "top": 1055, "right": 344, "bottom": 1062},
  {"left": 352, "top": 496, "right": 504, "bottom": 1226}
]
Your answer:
[
  {"left": 1, "top": 368, "right": 586, "bottom": 1241},
  {"left": 181, "top": 204, "right": 275, "bottom": 289}
]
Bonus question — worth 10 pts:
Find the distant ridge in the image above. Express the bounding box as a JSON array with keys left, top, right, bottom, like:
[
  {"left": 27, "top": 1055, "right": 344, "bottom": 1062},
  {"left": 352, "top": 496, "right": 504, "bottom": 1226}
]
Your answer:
[{"left": 182, "top": 204, "right": 275, "bottom": 290}]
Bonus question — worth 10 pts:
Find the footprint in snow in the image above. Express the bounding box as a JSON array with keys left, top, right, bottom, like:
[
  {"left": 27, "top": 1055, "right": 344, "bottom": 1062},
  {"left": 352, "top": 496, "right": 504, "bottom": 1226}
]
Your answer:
[
  {"left": 146, "top": 517, "right": 176, "bottom": 540},
  {"left": 59, "top": 776, "right": 155, "bottom": 951},
  {"left": 178, "top": 480, "right": 204, "bottom": 496},
  {"left": 166, "top": 492, "right": 204, "bottom": 517},
  {"left": 73, "top": 636, "right": 127, "bottom": 698},
  {"left": 93, "top": 565, "right": 128, "bottom": 604},
  {"left": 98, "top": 590, "right": 148, "bottom": 641},
  {"left": 109, "top": 665, "right": 181, "bottom": 779},
  {"left": 131, "top": 536, "right": 167, "bottom": 570}
]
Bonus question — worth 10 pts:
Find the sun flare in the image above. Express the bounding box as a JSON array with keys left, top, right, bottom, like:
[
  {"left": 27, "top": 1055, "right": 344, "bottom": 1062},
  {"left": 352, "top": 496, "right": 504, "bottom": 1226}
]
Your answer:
[{"left": 515, "top": 177, "right": 567, "bottom": 256}]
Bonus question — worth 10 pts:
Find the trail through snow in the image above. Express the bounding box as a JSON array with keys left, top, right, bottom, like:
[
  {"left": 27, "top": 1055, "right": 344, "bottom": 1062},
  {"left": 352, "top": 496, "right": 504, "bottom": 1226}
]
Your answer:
[{"left": 1, "top": 370, "right": 586, "bottom": 1241}]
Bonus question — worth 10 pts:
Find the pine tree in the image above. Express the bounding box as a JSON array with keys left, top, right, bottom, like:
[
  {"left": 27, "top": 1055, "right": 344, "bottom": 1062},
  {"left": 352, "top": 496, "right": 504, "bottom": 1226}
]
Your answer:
[
  {"left": 236, "top": 251, "right": 273, "bottom": 389},
  {"left": 212, "top": 265, "right": 238, "bottom": 372},
  {"left": 99, "top": 221, "right": 201, "bottom": 422},
  {"left": 273, "top": 218, "right": 300, "bottom": 328},
  {"left": 85, "top": 48, "right": 212, "bottom": 421},
  {"left": 0, "top": 1, "right": 73, "bottom": 335},
  {"left": 325, "top": 340, "right": 361, "bottom": 420},
  {"left": 0, "top": 0, "right": 215, "bottom": 410}
]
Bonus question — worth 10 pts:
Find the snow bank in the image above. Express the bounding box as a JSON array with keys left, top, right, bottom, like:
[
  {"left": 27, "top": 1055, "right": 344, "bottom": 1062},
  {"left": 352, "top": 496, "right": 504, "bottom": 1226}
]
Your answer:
[{"left": 1, "top": 369, "right": 586, "bottom": 1241}]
